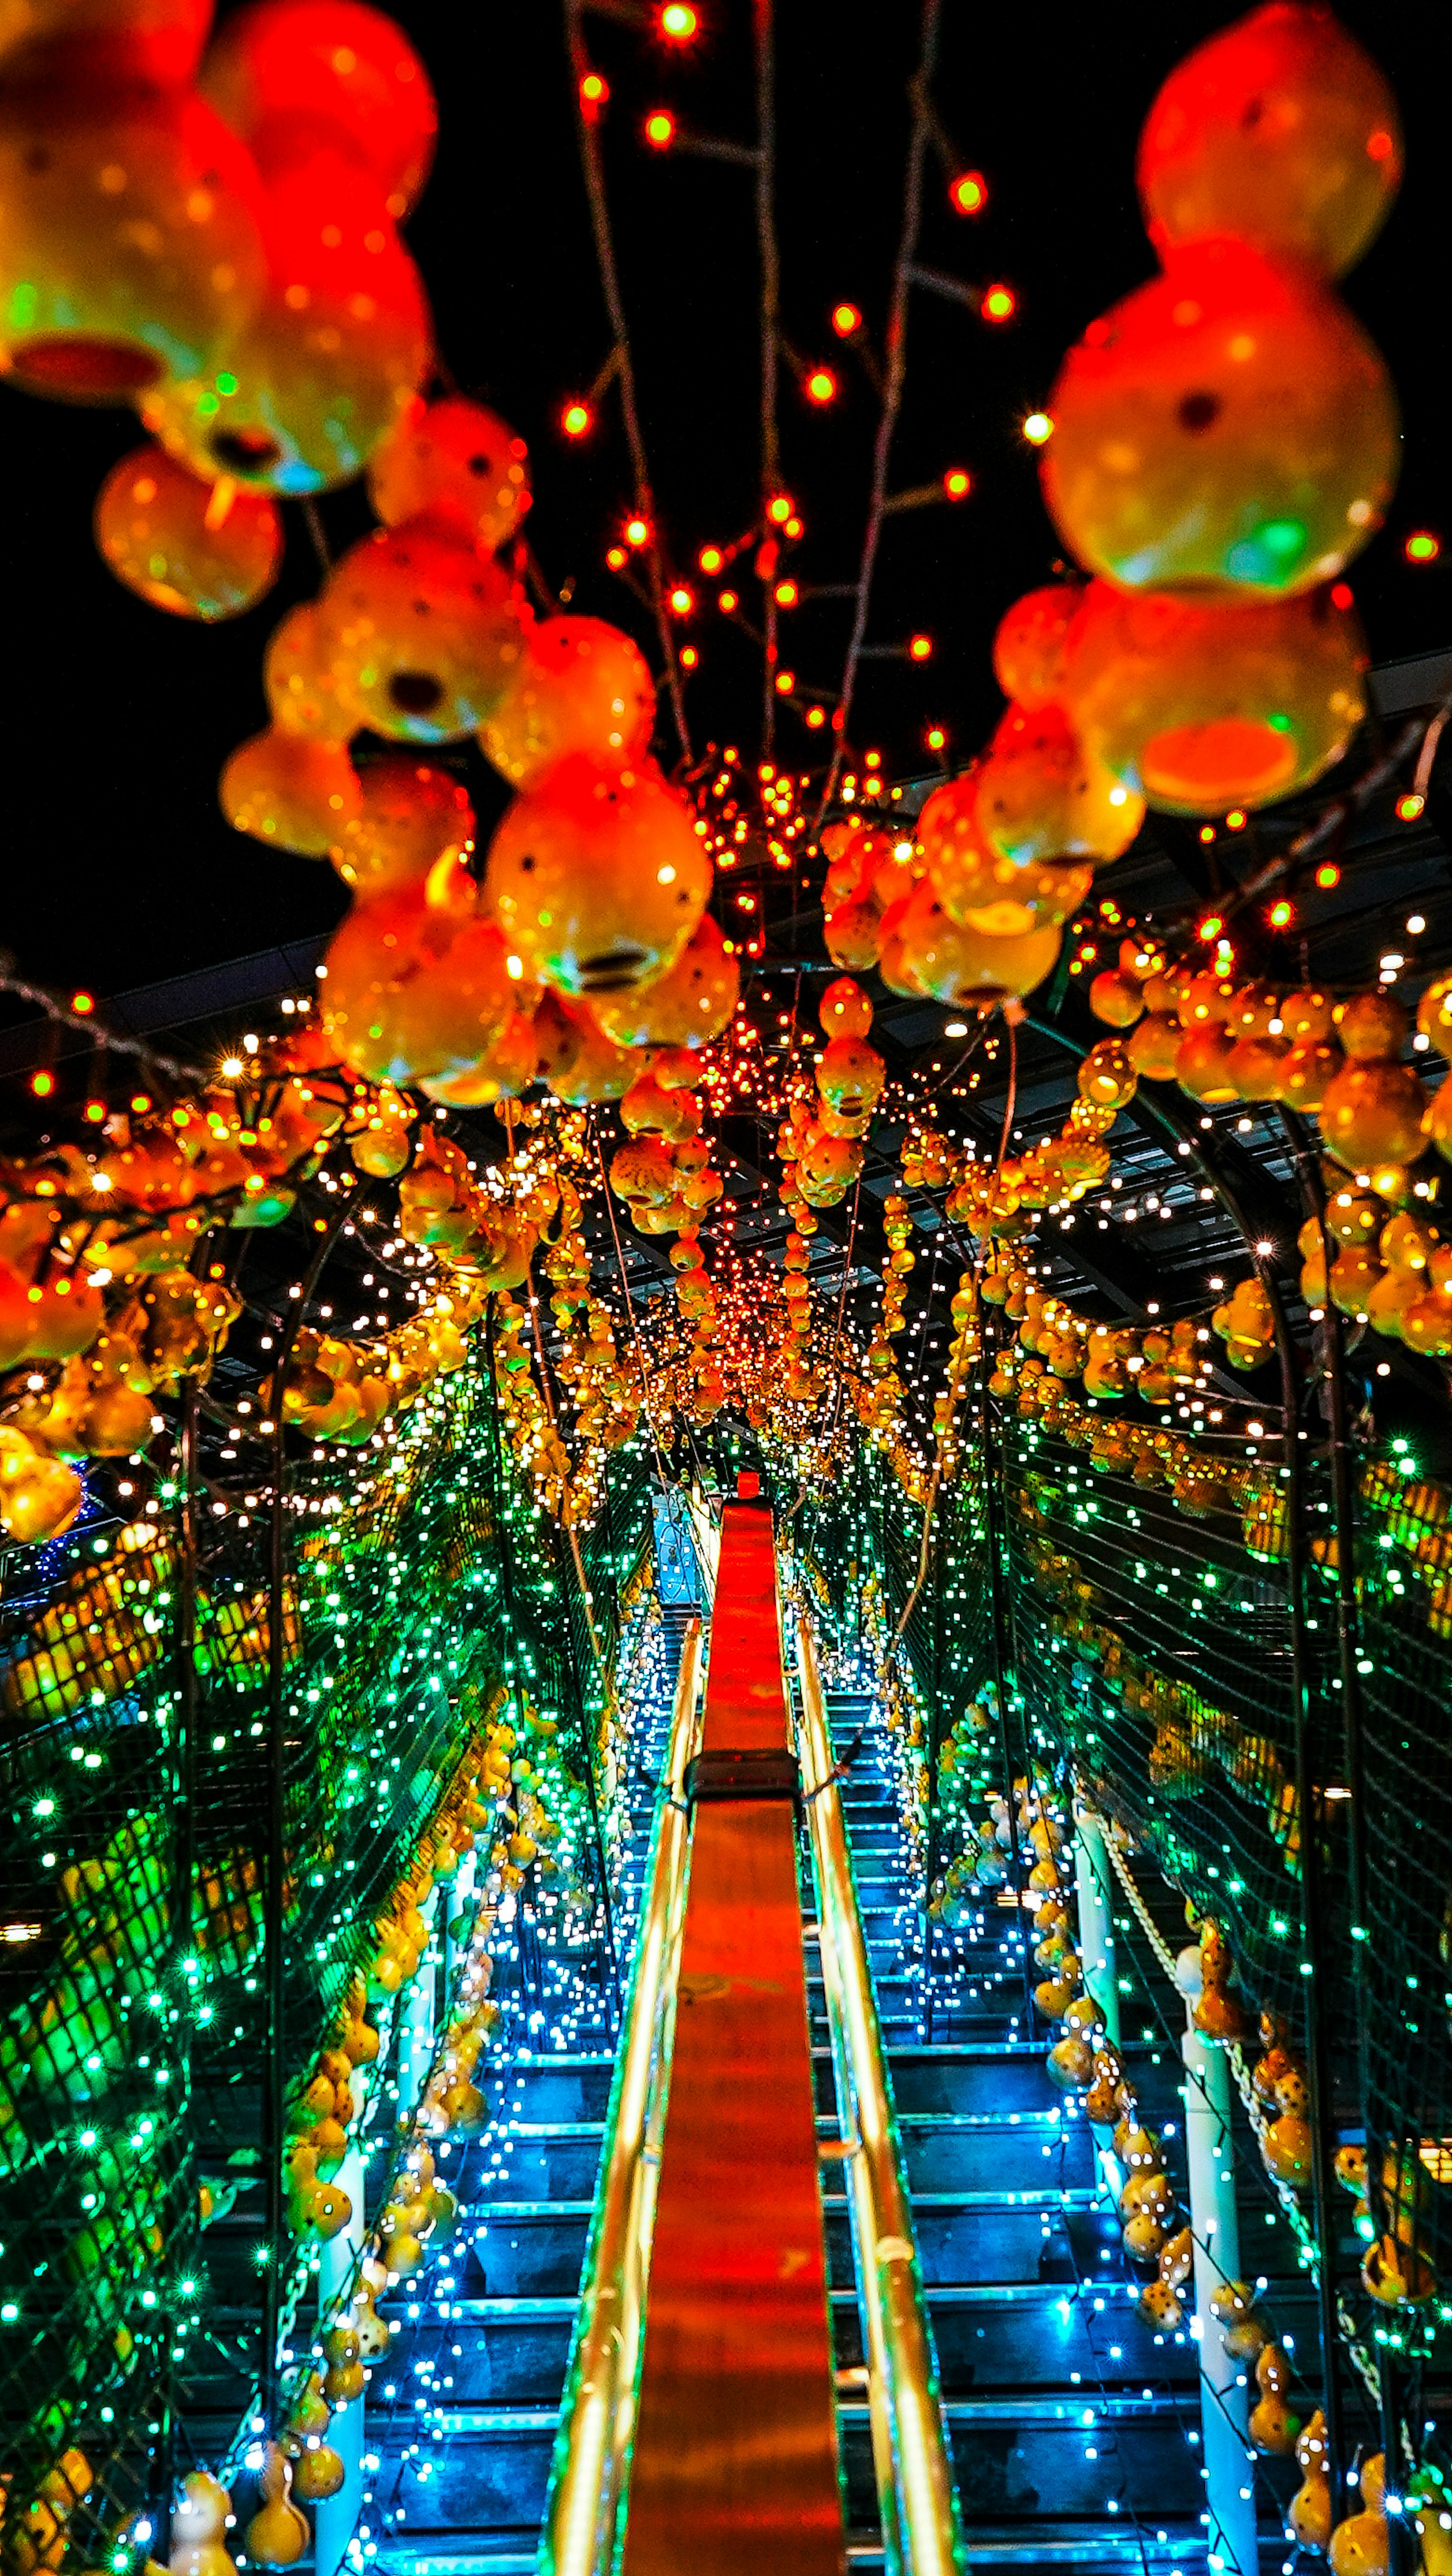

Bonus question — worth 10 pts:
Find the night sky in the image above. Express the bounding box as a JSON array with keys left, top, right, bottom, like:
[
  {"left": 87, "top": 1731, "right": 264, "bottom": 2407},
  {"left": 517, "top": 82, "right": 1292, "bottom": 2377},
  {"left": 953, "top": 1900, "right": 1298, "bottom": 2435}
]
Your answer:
[{"left": 1, "top": 0, "right": 1448, "bottom": 1001}]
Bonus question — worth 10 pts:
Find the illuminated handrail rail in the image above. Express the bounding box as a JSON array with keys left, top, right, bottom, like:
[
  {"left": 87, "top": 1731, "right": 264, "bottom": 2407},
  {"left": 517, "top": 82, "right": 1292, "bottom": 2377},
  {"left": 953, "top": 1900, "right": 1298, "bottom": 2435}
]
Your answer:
[
  {"left": 538, "top": 1618, "right": 704, "bottom": 2576},
  {"left": 794, "top": 1612, "right": 965, "bottom": 2576}
]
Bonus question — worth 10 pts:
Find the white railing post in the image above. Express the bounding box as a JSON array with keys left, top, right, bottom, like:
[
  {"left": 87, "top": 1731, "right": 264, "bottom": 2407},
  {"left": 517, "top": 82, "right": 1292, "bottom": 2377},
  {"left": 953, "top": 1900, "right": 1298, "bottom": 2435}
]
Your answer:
[{"left": 1182, "top": 2013, "right": 1259, "bottom": 2576}]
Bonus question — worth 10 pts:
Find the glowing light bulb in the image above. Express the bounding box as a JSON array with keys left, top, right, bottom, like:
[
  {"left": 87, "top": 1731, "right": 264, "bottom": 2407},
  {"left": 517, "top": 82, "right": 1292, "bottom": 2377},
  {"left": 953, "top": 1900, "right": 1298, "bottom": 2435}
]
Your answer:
[
  {"left": 699, "top": 544, "right": 723, "bottom": 573},
  {"left": 1315, "top": 861, "right": 1341, "bottom": 889},
  {"left": 561, "top": 400, "right": 591, "bottom": 438},
  {"left": 669, "top": 583, "right": 694, "bottom": 615},
  {"left": 926, "top": 724, "right": 947, "bottom": 752},
  {"left": 579, "top": 71, "right": 608, "bottom": 109},
  {"left": 805, "top": 366, "right": 837, "bottom": 405},
  {"left": 806, "top": 705, "right": 825, "bottom": 730},
  {"left": 943, "top": 467, "right": 971, "bottom": 499},
  {"left": 831, "top": 301, "right": 862, "bottom": 337},
  {"left": 766, "top": 492, "right": 793, "bottom": 524},
  {"left": 983, "top": 283, "right": 1016, "bottom": 321},
  {"left": 644, "top": 109, "right": 675, "bottom": 148},
  {"left": 31, "top": 1071, "right": 53, "bottom": 1097},
  {"left": 1405, "top": 530, "right": 1441, "bottom": 563},
  {"left": 1269, "top": 899, "right": 1294, "bottom": 928},
  {"left": 1397, "top": 792, "right": 1427, "bottom": 822},
  {"left": 1022, "top": 411, "right": 1053, "bottom": 445},
  {"left": 659, "top": 0, "right": 697, "bottom": 33},
  {"left": 718, "top": 588, "right": 738, "bottom": 613},
  {"left": 774, "top": 578, "right": 799, "bottom": 608},
  {"left": 775, "top": 670, "right": 795, "bottom": 694},
  {"left": 624, "top": 516, "right": 651, "bottom": 548},
  {"left": 949, "top": 169, "right": 987, "bottom": 214},
  {"left": 909, "top": 633, "right": 932, "bottom": 661}
]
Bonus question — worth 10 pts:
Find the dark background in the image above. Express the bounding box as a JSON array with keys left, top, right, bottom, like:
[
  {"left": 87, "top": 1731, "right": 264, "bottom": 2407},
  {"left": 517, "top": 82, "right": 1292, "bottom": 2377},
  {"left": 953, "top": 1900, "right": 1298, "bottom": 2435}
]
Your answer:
[{"left": 2, "top": 0, "right": 1449, "bottom": 999}]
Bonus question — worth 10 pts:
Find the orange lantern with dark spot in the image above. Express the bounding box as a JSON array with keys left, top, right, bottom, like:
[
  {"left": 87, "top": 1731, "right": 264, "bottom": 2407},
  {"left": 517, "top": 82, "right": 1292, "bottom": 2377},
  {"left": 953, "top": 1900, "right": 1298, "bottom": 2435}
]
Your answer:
[
  {"left": 95, "top": 442, "right": 281, "bottom": 618},
  {"left": 484, "top": 751, "right": 711, "bottom": 997},
  {"left": 1060, "top": 579, "right": 1368, "bottom": 815},
  {"left": 481, "top": 615, "right": 654, "bottom": 786},
  {"left": 264, "top": 602, "right": 356, "bottom": 739},
  {"left": 974, "top": 699, "right": 1144, "bottom": 864},
  {"left": 1041, "top": 241, "right": 1398, "bottom": 599},
  {"left": 0, "top": 87, "right": 266, "bottom": 402},
  {"left": 338, "top": 753, "right": 475, "bottom": 893},
  {"left": 317, "top": 519, "right": 526, "bottom": 741},
  {"left": 1137, "top": 5, "right": 1402, "bottom": 280},
  {"left": 991, "top": 583, "right": 1085, "bottom": 709},
  {"left": 591, "top": 913, "right": 737, "bottom": 1050},
  {"left": 320, "top": 870, "right": 515, "bottom": 1084},
  {"left": 369, "top": 394, "right": 531, "bottom": 551}
]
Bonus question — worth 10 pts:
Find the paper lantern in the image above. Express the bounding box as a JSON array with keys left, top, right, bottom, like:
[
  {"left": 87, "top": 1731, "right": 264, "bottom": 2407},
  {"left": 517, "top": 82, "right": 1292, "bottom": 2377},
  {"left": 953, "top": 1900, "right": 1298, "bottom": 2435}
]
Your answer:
[
  {"left": 199, "top": 0, "right": 436, "bottom": 214},
  {"left": 590, "top": 911, "right": 737, "bottom": 1049},
  {"left": 220, "top": 725, "right": 360, "bottom": 856},
  {"left": 94, "top": 442, "right": 281, "bottom": 618},
  {"left": 369, "top": 394, "right": 531, "bottom": 552},
  {"left": 320, "top": 873, "right": 514, "bottom": 1083},
  {"left": 992, "top": 583, "right": 1084, "bottom": 708},
  {"left": 264, "top": 602, "right": 355, "bottom": 738},
  {"left": 0, "top": 0, "right": 212, "bottom": 86},
  {"left": 884, "top": 881, "right": 1061, "bottom": 1005},
  {"left": 316, "top": 518, "right": 526, "bottom": 740},
  {"left": 1041, "top": 242, "right": 1398, "bottom": 598},
  {"left": 484, "top": 752, "right": 711, "bottom": 997},
  {"left": 0, "top": 87, "right": 267, "bottom": 401},
  {"left": 917, "top": 771, "right": 1090, "bottom": 935},
  {"left": 543, "top": 998, "right": 644, "bottom": 1104},
  {"left": 974, "top": 699, "right": 1145, "bottom": 863},
  {"left": 1060, "top": 578, "right": 1368, "bottom": 814},
  {"left": 142, "top": 154, "right": 430, "bottom": 493},
  {"left": 480, "top": 614, "right": 654, "bottom": 787},
  {"left": 1138, "top": 4, "right": 1402, "bottom": 280},
  {"left": 336, "top": 753, "right": 475, "bottom": 893}
]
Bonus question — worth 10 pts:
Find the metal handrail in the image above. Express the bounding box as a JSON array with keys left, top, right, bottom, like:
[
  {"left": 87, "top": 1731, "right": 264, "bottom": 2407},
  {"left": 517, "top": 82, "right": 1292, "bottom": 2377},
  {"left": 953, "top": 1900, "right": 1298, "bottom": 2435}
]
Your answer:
[
  {"left": 794, "top": 1613, "right": 965, "bottom": 2576},
  {"left": 538, "top": 1618, "right": 704, "bottom": 2576}
]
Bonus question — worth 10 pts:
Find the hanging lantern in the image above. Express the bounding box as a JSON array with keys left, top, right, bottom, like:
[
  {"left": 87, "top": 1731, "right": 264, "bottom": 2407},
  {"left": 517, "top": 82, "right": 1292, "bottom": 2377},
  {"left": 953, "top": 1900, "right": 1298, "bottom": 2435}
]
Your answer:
[
  {"left": 591, "top": 911, "right": 738, "bottom": 1049},
  {"left": 94, "top": 441, "right": 281, "bottom": 618},
  {"left": 368, "top": 394, "right": 531, "bottom": 551},
  {"left": 480, "top": 614, "right": 655, "bottom": 786},
  {"left": 141, "top": 153, "right": 431, "bottom": 493},
  {"left": 973, "top": 699, "right": 1145, "bottom": 863},
  {"left": 320, "top": 869, "right": 515, "bottom": 1083},
  {"left": 264, "top": 601, "right": 356, "bottom": 738},
  {"left": 540, "top": 995, "right": 644, "bottom": 1104},
  {"left": 199, "top": 0, "right": 437, "bottom": 214},
  {"left": 337, "top": 752, "right": 475, "bottom": 893},
  {"left": 0, "top": 87, "right": 267, "bottom": 401},
  {"left": 884, "top": 880, "right": 1062, "bottom": 1004},
  {"left": 483, "top": 750, "right": 711, "bottom": 996},
  {"left": 992, "top": 581, "right": 1086, "bottom": 708},
  {"left": 1040, "top": 241, "right": 1398, "bottom": 598},
  {"left": 1137, "top": 4, "right": 1402, "bottom": 281},
  {"left": 220, "top": 726, "right": 360, "bottom": 856},
  {"left": 1059, "top": 578, "right": 1368, "bottom": 814},
  {"left": 316, "top": 518, "right": 527, "bottom": 740}
]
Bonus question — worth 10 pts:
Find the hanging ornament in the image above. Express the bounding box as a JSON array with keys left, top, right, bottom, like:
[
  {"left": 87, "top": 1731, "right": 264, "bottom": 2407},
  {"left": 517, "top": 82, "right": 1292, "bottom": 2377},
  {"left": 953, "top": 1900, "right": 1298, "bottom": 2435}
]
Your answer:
[
  {"left": 0, "top": 85, "right": 267, "bottom": 401},
  {"left": 0, "top": 0, "right": 213, "bottom": 87},
  {"left": 1137, "top": 4, "right": 1402, "bottom": 281},
  {"left": 368, "top": 392, "right": 531, "bottom": 550},
  {"left": 316, "top": 518, "right": 527, "bottom": 740},
  {"left": 883, "top": 878, "right": 1062, "bottom": 1005},
  {"left": 591, "top": 912, "right": 738, "bottom": 1049},
  {"left": 972, "top": 699, "right": 1145, "bottom": 863},
  {"left": 94, "top": 440, "right": 281, "bottom": 617},
  {"left": 220, "top": 726, "right": 361, "bottom": 856},
  {"left": 141, "top": 152, "right": 431, "bottom": 493},
  {"left": 1040, "top": 240, "right": 1398, "bottom": 598},
  {"left": 336, "top": 752, "right": 475, "bottom": 893},
  {"left": 320, "top": 867, "right": 514, "bottom": 1082},
  {"left": 991, "top": 581, "right": 1085, "bottom": 707},
  {"left": 199, "top": 0, "right": 437, "bottom": 215},
  {"left": 483, "top": 750, "right": 712, "bottom": 996},
  {"left": 264, "top": 600, "right": 358, "bottom": 739},
  {"left": 1058, "top": 577, "right": 1368, "bottom": 813},
  {"left": 480, "top": 614, "right": 655, "bottom": 787}
]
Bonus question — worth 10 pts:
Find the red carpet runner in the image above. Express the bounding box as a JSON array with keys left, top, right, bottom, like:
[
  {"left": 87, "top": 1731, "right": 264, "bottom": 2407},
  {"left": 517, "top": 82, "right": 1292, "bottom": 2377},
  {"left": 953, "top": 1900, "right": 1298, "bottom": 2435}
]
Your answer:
[{"left": 622, "top": 1503, "right": 842, "bottom": 2574}]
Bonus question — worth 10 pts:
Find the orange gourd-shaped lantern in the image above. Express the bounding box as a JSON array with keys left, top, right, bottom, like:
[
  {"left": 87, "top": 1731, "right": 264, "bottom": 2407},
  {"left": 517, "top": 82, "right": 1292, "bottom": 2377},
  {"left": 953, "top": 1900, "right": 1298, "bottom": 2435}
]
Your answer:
[
  {"left": 1060, "top": 578, "right": 1368, "bottom": 814},
  {"left": 321, "top": 868, "right": 514, "bottom": 1082},
  {"left": 94, "top": 442, "right": 281, "bottom": 618},
  {"left": 1320, "top": 1060, "right": 1427, "bottom": 1170},
  {"left": 0, "top": 86, "right": 267, "bottom": 401},
  {"left": 484, "top": 752, "right": 711, "bottom": 997},
  {"left": 1041, "top": 241, "right": 1398, "bottom": 598},
  {"left": 142, "top": 153, "right": 431, "bottom": 493},
  {"left": 1137, "top": 4, "right": 1402, "bottom": 281},
  {"left": 992, "top": 582, "right": 1084, "bottom": 708},
  {"left": 338, "top": 753, "right": 475, "bottom": 892},
  {"left": 264, "top": 601, "right": 355, "bottom": 738},
  {"left": 420, "top": 1000, "right": 541, "bottom": 1106},
  {"left": 368, "top": 394, "right": 531, "bottom": 550},
  {"left": 918, "top": 775, "right": 1090, "bottom": 939},
  {"left": 973, "top": 699, "right": 1145, "bottom": 863},
  {"left": 169, "top": 2473, "right": 237, "bottom": 2576},
  {"left": 317, "top": 520, "right": 526, "bottom": 740},
  {"left": 220, "top": 726, "right": 360, "bottom": 856},
  {"left": 885, "top": 882, "right": 1061, "bottom": 1006},
  {"left": 591, "top": 912, "right": 738, "bottom": 1049},
  {"left": 200, "top": 0, "right": 437, "bottom": 214},
  {"left": 543, "top": 997, "right": 644, "bottom": 1104},
  {"left": 820, "top": 976, "right": 873, "bottom": 1039},
  {"left": 481, "top": 615, "right": 655, "bottom": 786}
]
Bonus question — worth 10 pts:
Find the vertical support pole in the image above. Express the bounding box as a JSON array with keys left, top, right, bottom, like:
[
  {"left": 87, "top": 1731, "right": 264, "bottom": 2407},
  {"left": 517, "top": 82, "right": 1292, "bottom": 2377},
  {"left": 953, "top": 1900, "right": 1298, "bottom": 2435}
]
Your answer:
[
  {"left": 445, "top": 1849, "right": 476, "bottom": 2000},
  {"left": 1182, "top": 2014, "right": 1258, "bottom": 2576},
  {"left": 1072, "top": 1799, "right": 1120, "bottom": 2047},
  {"left": 979, "top": 1310, "right": 1032, "bottom": 2027},
  {"left": 262, "top": 1403, "right": 289, "bottom": 2433},
  {"left": 315, "top": 2103, "right": 369, "bottom": 2576}
]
